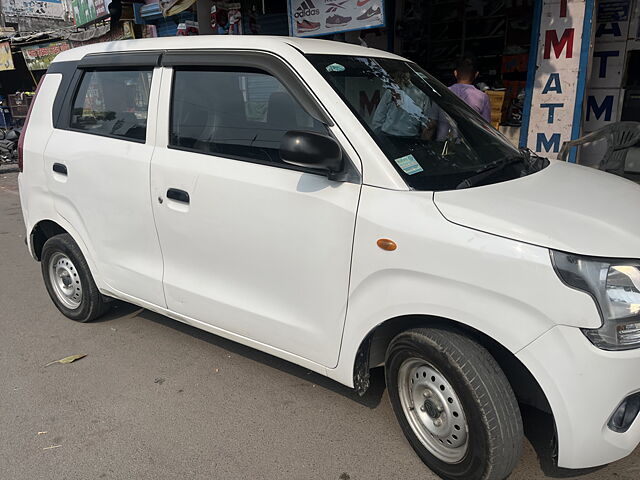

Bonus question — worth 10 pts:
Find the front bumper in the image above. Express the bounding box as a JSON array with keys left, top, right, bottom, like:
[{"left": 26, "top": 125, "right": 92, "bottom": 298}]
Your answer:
[{"left": 517, "top": 325, "right": 640, "bottom": 468}]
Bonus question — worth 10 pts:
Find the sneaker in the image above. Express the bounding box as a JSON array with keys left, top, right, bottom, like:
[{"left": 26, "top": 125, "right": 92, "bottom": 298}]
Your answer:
[
  {"left": 357, "top": 6, "right": 381, "bottom": 20},
  {"left": 326, "top": 14, "right": 351, "bottom": 27},
  {"left": 296, "top": 19, "right": 321, "bottom": 33},
  {"left": 356, "top": 0, "right": 371, "bottom": 6}
]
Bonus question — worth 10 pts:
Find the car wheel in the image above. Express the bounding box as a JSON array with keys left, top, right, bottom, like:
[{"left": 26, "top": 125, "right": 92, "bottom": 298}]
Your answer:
[
  {"left": 41, "top": 233, "right": 110, "bottom": 322},
  {"left": 386, "top": 327, "right": 523, "bottom": 480}
]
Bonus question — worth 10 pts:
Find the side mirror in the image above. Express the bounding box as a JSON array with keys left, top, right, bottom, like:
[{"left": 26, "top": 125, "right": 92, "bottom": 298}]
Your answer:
[{"left": 279, "top": 130, "right": 345, "bottom": 180}]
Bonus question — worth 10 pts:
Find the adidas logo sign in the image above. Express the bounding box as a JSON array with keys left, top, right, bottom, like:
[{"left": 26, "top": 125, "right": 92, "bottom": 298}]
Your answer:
[{"left": 294, "top": 0, "right": 319, "bottom": 18}]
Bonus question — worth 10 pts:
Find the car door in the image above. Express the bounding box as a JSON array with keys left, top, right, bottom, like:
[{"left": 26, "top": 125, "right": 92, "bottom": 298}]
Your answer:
[
  {"left": 44, "top": 59, "right": 166, "bottom": 307},
  {"left": 150, "top": 52, "right": 361, "bottom": 368}
]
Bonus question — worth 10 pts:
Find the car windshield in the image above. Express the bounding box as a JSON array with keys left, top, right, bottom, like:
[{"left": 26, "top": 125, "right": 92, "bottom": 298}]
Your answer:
[{"left": 307, "top": 54, "right": 545, "bottom": 191}]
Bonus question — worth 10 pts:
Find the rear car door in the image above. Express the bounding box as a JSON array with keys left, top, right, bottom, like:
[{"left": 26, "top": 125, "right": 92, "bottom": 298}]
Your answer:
[
  {"left": 150, "top": 51, "right": 361, "bottom": 368},
  {"left": 44, "top": 55, "right": 165, "bottom": 306}
]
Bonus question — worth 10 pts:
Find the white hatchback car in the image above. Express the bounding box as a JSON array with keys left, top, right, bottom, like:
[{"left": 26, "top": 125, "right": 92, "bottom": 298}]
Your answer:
[{"left": 18, "top": 36, "right": 640, "bottom": 480}]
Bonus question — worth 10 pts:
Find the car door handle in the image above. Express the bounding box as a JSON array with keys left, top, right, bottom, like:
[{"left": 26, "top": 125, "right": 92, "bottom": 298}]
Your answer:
[
  {"left": 53, "top": 163, "right": 67, "bottom": 175},
  {"left": 166, "top": 188, "right": 190, "bottom": 204}
]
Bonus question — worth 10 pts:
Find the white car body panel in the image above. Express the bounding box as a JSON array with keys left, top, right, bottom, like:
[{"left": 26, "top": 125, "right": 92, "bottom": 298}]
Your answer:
[
  {"left": 435, "top": 160, "right": 640, "bottom": 258},
  {"left": 17, "top": 36, "right": 640, "bottom": 471},
  {"left": 518, "top": 326, "right": 640, "bottom": 468},
  {"left": 52, "top": 36, "right": 407, "bottom": 63},
  {"left": 18, "top": 73, "right": 59, "bottom": 249},
  {"left": 328, "top": 184, "right": 603, "bottom": 385}
]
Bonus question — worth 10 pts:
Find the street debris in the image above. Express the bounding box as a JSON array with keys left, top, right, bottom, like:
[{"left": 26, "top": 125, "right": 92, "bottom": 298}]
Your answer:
[
  {"left": 154, "top": 378, "right": 165, "bottom": 385},
  {"left": 37, "top": 432, "right": 47, "bottom": 435},
  {"left": 43, "top": 445, "right": 61, "bottom": 450},
  {"left": 44, "top": 354, "right": 86, "bottom": 367}
]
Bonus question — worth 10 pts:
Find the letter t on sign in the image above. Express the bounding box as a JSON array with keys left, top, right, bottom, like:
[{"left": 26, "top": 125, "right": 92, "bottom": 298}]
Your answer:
[
  {"left": 560, "top": 0, "right": 567, "bottom": 17},
  {"left": 541, "top": 103, "right": 564, "bottom": 123}
]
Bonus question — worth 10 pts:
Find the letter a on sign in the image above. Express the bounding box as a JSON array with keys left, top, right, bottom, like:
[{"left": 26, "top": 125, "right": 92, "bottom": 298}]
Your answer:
[
  {"left": 542, "top": 73, "right": 562, "bottom": 94},
  {"left": 544, "top": 29, "right": 575, "bottom": 59}
]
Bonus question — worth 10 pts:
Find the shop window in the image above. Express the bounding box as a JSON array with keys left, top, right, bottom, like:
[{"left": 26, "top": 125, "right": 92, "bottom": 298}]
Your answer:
[
  {"left": 624, "top": 50, "right": 640, "bottom": 88},
  {"left": 621, "top": 50, "right": 640, "bottom": 122},
  {"left": 170, "top": 68, "right": 327, "bottom": 165},
  {"left": 70, "top": 69, "right": 153, "bottom": 142}
]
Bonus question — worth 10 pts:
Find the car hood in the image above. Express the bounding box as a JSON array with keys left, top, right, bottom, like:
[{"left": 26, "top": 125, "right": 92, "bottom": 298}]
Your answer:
[{"left": 434, "top": 160, "right": 640, "bottom": 258}]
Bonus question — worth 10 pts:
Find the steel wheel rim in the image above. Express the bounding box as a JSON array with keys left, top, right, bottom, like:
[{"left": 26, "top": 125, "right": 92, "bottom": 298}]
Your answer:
[
  {"left": 398, "top": 357, "right": 469, "bottom": 464},
  {"left": 48, "top": 252, "right": 82, "bottom": 310}
]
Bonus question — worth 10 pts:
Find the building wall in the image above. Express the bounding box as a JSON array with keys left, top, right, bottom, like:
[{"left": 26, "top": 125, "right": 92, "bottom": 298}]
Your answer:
[
  {"left": 1, "top": 0, "right": 74, "bottom": 33},
  {"left": 580, "top": 0, "right": 639, "bottom": 166},
  {"left": 585, "top": 0, "right": 638, "bottom": 131},
  {"left": 2, "top": 0, "right": 67, "bottom": 19}
]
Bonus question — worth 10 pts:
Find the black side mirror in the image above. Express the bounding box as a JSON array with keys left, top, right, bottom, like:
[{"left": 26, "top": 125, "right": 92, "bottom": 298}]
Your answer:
[{"left": 279, "top": 130, "right": 345, "bottom": 180}]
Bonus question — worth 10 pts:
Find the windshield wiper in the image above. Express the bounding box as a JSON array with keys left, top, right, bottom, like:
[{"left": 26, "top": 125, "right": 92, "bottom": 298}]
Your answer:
[{"left": 455, "top": 156, "right": 525, "bottom": 189}]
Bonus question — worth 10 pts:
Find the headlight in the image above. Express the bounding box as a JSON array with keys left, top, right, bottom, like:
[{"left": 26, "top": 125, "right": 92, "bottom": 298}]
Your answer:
[{"left": 551, "top": 250, "right": 640, "bottom": 350}]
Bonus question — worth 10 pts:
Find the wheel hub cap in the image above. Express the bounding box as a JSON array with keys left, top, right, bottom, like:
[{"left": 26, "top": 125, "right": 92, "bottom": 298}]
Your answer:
[
  {"left": 423, "top": 398, "right": 441, "bottom": 419},
  {"left": 48, "top": 253, "right": 82, "bottom": 310},
  {"left": 398, "top": 358, "right": 469, "bottom": 464}
]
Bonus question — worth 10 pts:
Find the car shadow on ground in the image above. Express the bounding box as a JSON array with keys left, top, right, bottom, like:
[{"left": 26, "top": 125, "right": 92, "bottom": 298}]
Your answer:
[
  {"left": 105, "top": 302, "right": 609, "bottom": 478},
  {"left": 103, "top": 301, "right": 387, "bottom": 408}
]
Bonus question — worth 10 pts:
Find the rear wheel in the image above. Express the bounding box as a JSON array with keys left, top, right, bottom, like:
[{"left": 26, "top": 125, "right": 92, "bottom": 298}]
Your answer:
[
  {"left": 41, "top": 233, "right": 110, "bottom": 322},
  {"left": 386, "top": 327, "right": 523, "bottom": 480}
]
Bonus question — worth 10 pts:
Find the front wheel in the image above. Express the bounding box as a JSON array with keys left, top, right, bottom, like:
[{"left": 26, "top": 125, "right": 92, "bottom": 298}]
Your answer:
[
  {"left": 41, "top": 233, "right": 110, "bottom": 322},
  {"left": 386, "top": 327, "right": 523, "bottom": 480}
]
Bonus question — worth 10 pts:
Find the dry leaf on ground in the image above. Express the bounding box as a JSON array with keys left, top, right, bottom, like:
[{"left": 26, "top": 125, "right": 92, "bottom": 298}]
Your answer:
[{"left": 44, "top": 354, "right": 86, "bottom": 367}]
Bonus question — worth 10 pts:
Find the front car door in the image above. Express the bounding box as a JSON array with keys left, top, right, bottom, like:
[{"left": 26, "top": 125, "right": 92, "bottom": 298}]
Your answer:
[
  {"left": 150, "top": 50, "right": 361, "bottom": 368},
  {"left": 44, "top": 57, "right": 165, "bottom": 306}
]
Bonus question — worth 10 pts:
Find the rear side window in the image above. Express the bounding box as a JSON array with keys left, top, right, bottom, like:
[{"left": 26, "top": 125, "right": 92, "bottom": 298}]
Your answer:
[
  {"left": 170, "top": 68, "right": 327, "bottom": 166},
  {"left": 70, "top": 69, "right": 152, "bottom": 142}
]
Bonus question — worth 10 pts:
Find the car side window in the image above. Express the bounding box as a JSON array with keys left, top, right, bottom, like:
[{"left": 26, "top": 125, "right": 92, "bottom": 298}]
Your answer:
[
  {"left": 70, "top": 69, "right": 153, "bottom": 142},
  {"left": 170, "top": 67, "right": 328, "bottom": 166}
]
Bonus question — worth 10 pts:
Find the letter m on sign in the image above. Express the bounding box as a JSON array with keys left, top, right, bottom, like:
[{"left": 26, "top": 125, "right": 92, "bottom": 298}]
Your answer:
[
  {"left": 536, "top": 133, "right": 561, "bottom": 153},
  {"left": 544, "top": 29, "right": 575, "bottom": 59}
]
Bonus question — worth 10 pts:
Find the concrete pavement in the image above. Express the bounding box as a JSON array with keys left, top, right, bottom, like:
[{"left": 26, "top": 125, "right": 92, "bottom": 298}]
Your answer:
[{"left": 1, "top": 171, "right": 638, "bottom": 480}]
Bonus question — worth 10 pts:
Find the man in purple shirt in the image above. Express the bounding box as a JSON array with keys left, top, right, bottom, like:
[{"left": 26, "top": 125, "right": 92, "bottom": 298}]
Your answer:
[{"left": 449, "top": 57, "right": 492, "bottom": 122}]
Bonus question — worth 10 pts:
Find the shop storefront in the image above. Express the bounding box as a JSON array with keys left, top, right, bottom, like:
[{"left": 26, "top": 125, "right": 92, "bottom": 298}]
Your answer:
[
  {"left": 29, "top": 0, "right": 639, "bottom": 159},
  {"left": 131, "top": 0, "right": 635, "bottom": 159},
  {"left": 0, "top": 37, "right": 73, "bottom": 127}
]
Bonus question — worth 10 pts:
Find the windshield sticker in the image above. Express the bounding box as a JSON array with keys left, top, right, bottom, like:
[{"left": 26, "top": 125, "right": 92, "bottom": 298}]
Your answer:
[
  {"left": 394, "top": 154, "right": 423, "bottom": 175},
  {"left": 326, "top": 63, "right": 345, "bottom": 72}
]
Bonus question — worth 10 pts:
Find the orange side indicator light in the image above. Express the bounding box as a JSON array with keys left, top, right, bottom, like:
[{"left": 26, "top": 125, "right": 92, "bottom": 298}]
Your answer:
[{"left": 377, "top": 238, "right": 397, "bottom": 251}]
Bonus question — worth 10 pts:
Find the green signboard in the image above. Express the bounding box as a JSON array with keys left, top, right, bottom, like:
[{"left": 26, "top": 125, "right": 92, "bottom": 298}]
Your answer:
[
  {"left": 21, "top": 41, "right": 71, "bottom": 71},
  {"left": 71, "top": 0, "right": 110, "bottom": 27}
]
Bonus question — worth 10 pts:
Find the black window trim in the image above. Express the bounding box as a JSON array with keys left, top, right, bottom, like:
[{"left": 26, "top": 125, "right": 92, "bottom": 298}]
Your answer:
[
  {"left": 48, "top": 60, "right": 79, "bottom": 127},
  {"left": 79, "top": 51, "right": 161, "bottom": 69},
  {"left": 161, "top": 49, "right": 334, "bottom": 128},
  {"left": 47, "top": 49, "right": 361, "bottom": 182},
  {"left": 167, "top": 62, "right": 360, "bottom": 183},
  {"left": 167, "top": 143, "right": 331, "bottom": 177},
  {"left": 63, "top": 66, "right": 155, "bottom": 144}
]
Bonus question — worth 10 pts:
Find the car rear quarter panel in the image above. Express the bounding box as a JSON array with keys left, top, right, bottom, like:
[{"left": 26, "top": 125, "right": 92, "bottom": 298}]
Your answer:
[{"left": 18, "top": 72, "right": 103, "bottom": 283}]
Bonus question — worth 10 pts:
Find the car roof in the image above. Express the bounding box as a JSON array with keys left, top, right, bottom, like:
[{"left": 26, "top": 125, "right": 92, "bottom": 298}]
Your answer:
[{"left": 52, "top": 36, "right": 406, "bottom": 63}]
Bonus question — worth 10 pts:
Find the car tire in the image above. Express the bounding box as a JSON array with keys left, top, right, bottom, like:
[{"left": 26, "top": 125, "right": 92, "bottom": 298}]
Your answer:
[
  {"left": 386, "top": 327, "right": 523, "bottom": 480},
  {"left": 41, "top": 233, "right": 110, "bottom": 322}
]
